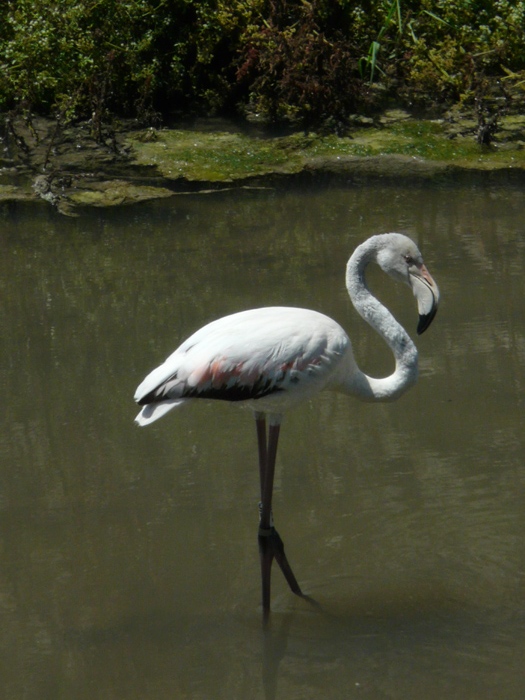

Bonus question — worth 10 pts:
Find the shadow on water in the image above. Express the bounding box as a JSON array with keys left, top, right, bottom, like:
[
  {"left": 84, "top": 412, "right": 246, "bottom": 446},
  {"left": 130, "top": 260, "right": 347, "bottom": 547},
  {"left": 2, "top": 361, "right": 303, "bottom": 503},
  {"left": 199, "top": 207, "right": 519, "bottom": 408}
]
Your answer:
[{"left": 56, "top": 579, "right": 523, "bottom": 700}]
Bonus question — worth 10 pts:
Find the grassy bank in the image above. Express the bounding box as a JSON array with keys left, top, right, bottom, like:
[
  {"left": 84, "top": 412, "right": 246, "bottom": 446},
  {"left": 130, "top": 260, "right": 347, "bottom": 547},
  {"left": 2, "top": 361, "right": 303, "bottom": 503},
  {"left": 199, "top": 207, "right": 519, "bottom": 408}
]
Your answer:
[{"left": 127, "top": 111, "right": 525, "bottom": 183}]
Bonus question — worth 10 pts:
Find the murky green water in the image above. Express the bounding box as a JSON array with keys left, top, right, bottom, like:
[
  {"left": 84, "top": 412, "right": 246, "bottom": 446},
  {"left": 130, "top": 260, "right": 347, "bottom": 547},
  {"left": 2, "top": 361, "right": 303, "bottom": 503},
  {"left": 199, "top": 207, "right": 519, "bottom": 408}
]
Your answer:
[{"left": 1, "top": 181, "right": 524, "bottom": 699}]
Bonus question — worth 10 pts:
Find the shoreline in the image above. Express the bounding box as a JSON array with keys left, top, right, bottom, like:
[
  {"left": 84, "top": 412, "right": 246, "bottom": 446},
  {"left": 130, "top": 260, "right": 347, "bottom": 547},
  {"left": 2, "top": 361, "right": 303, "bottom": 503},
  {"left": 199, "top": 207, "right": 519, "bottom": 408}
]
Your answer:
[{"left": 2, "top": 109, "right": 525, "bottom": 215}]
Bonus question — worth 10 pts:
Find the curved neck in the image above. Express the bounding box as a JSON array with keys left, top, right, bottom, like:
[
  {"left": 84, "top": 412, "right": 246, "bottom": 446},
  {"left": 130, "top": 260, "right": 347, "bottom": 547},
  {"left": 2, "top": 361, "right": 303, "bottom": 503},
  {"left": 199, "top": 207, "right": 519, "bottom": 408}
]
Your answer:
[{"left": 343, "top": 235, "right": 418, "bottom": 401}]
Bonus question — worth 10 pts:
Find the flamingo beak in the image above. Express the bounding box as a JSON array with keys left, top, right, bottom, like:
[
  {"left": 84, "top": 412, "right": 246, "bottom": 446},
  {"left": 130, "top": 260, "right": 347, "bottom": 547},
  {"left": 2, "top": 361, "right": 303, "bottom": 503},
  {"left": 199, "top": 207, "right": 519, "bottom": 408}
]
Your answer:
[{"left": 410, "top": 263, "right": 440, "bottom": 335}]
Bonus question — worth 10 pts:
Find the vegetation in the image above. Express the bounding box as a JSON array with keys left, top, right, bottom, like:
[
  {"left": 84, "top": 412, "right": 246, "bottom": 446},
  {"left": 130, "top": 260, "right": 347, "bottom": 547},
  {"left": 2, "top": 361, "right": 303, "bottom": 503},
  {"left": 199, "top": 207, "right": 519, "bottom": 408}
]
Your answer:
[
  {"left": 1, "top": 0, "right": 525, "bottom": 131},
  {"left": 127, "top": 119, "right": 525, "bottom": 184}
]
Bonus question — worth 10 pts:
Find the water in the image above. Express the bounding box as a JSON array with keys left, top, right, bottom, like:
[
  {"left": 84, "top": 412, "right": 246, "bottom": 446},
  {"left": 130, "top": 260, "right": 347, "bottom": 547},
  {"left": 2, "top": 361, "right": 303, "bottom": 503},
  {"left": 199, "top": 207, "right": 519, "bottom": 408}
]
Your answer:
[{"left": 1, "top": 181, "right": 524, "bottom": 699}]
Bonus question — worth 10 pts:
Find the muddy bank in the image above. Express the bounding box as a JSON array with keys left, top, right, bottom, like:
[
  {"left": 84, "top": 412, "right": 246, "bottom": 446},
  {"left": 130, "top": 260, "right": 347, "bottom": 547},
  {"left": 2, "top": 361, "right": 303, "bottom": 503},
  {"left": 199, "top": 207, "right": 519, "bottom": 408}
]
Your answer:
[{"left": 1, "top": 109, "right": 525, "bottom": 215}]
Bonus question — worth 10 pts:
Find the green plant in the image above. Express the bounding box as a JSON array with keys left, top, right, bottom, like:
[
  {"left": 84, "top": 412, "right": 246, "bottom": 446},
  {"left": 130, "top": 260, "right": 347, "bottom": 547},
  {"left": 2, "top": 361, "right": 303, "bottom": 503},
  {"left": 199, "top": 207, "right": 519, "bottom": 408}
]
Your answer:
[
  {"left": 237, "top": 0, "right": 361, "bottom": 130},
  {"left": 359, "top": 0, "right": 402, "bottom": 83},
  {"left": 0, "top": 0, "right": 260, "bottom": 124},
  {"left": 1, "top": 0, "right": 525, "bottom": 127}
]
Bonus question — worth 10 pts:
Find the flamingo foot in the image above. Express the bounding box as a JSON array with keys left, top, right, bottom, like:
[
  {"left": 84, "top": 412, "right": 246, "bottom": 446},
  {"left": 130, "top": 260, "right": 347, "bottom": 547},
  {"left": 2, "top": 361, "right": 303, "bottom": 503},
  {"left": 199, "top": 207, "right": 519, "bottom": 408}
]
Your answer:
[{"left": 258, "top": 526, "right": 302, "bottom": 616}]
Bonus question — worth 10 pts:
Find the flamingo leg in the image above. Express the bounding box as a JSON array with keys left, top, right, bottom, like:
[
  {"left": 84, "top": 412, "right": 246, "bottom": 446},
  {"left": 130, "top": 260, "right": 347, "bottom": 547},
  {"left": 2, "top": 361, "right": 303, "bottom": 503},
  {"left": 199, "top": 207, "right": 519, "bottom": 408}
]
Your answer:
[
  {"left": 256, "top": 413, "right": 268, "bottom": 504},
  {"left": 255, "top": 414, "right": 302, "bottom": 615}
]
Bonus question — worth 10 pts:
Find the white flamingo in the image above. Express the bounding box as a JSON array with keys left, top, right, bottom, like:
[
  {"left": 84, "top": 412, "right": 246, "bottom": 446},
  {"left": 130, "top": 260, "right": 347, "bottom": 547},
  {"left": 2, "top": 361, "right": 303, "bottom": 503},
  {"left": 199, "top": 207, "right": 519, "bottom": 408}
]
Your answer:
[{"left": 134, "top": 233, "right": 440, "bottom": 615}]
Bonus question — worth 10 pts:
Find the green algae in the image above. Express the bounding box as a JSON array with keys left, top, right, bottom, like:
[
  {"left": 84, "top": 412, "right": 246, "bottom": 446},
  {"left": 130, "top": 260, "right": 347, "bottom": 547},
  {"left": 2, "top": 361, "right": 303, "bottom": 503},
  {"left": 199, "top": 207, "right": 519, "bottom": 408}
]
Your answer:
[
  {"left": 127, "top": 117, "right": 525, "bottom": 184},
  {"left": 67, "top": 181, "right": 175, "bottom": 207},
  {"left": 127, "top": 130, "right": 306, "bottom": 181}
]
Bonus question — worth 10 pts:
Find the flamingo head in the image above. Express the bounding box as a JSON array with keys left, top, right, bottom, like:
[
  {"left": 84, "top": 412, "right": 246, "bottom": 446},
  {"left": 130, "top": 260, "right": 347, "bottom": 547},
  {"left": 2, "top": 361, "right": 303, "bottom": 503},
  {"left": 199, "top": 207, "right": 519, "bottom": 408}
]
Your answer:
[{"left": 375, "top": 233, "right": 440, "bottom": 335}]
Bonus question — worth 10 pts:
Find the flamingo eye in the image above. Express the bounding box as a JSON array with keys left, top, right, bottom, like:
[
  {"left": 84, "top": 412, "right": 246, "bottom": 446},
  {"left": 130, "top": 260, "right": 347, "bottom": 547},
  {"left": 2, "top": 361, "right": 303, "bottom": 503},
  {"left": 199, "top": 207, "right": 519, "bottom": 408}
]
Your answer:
[{"left": 405, "top": 254, "right": 415, "bottom": 265}]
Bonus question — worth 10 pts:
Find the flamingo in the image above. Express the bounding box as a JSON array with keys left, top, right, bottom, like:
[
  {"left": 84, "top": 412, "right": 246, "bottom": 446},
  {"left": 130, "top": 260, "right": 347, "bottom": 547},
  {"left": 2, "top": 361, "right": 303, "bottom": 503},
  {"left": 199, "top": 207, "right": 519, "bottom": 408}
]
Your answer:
[{"left": 134, "top": 233, "right": 440, "bottom": 615}]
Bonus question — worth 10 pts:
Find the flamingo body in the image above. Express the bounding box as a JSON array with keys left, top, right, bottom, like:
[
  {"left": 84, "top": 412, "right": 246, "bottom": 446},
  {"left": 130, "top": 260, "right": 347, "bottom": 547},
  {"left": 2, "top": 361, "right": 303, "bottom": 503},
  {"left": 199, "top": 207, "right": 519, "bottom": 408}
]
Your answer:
[
  {"left": 134, "top": 232, "right": 440, "bottom": 615},
  {"left": 135, "top": 307, "right": 352, "bottom": 425}
]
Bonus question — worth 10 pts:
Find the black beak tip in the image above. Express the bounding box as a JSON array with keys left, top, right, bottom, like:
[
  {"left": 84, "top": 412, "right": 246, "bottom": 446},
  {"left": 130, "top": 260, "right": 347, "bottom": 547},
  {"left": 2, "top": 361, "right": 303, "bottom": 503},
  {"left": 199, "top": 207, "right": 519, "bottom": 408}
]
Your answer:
[{"left": 417, "top": 307, "right": 437, "bottom": 335}]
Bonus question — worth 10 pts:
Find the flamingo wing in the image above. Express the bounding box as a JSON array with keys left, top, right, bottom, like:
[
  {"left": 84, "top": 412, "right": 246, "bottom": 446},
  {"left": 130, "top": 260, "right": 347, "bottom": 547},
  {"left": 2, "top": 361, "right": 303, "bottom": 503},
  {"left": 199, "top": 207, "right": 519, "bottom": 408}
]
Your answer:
[{"left": 134, "top": 307, "right": 349, "bottom": 424}]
